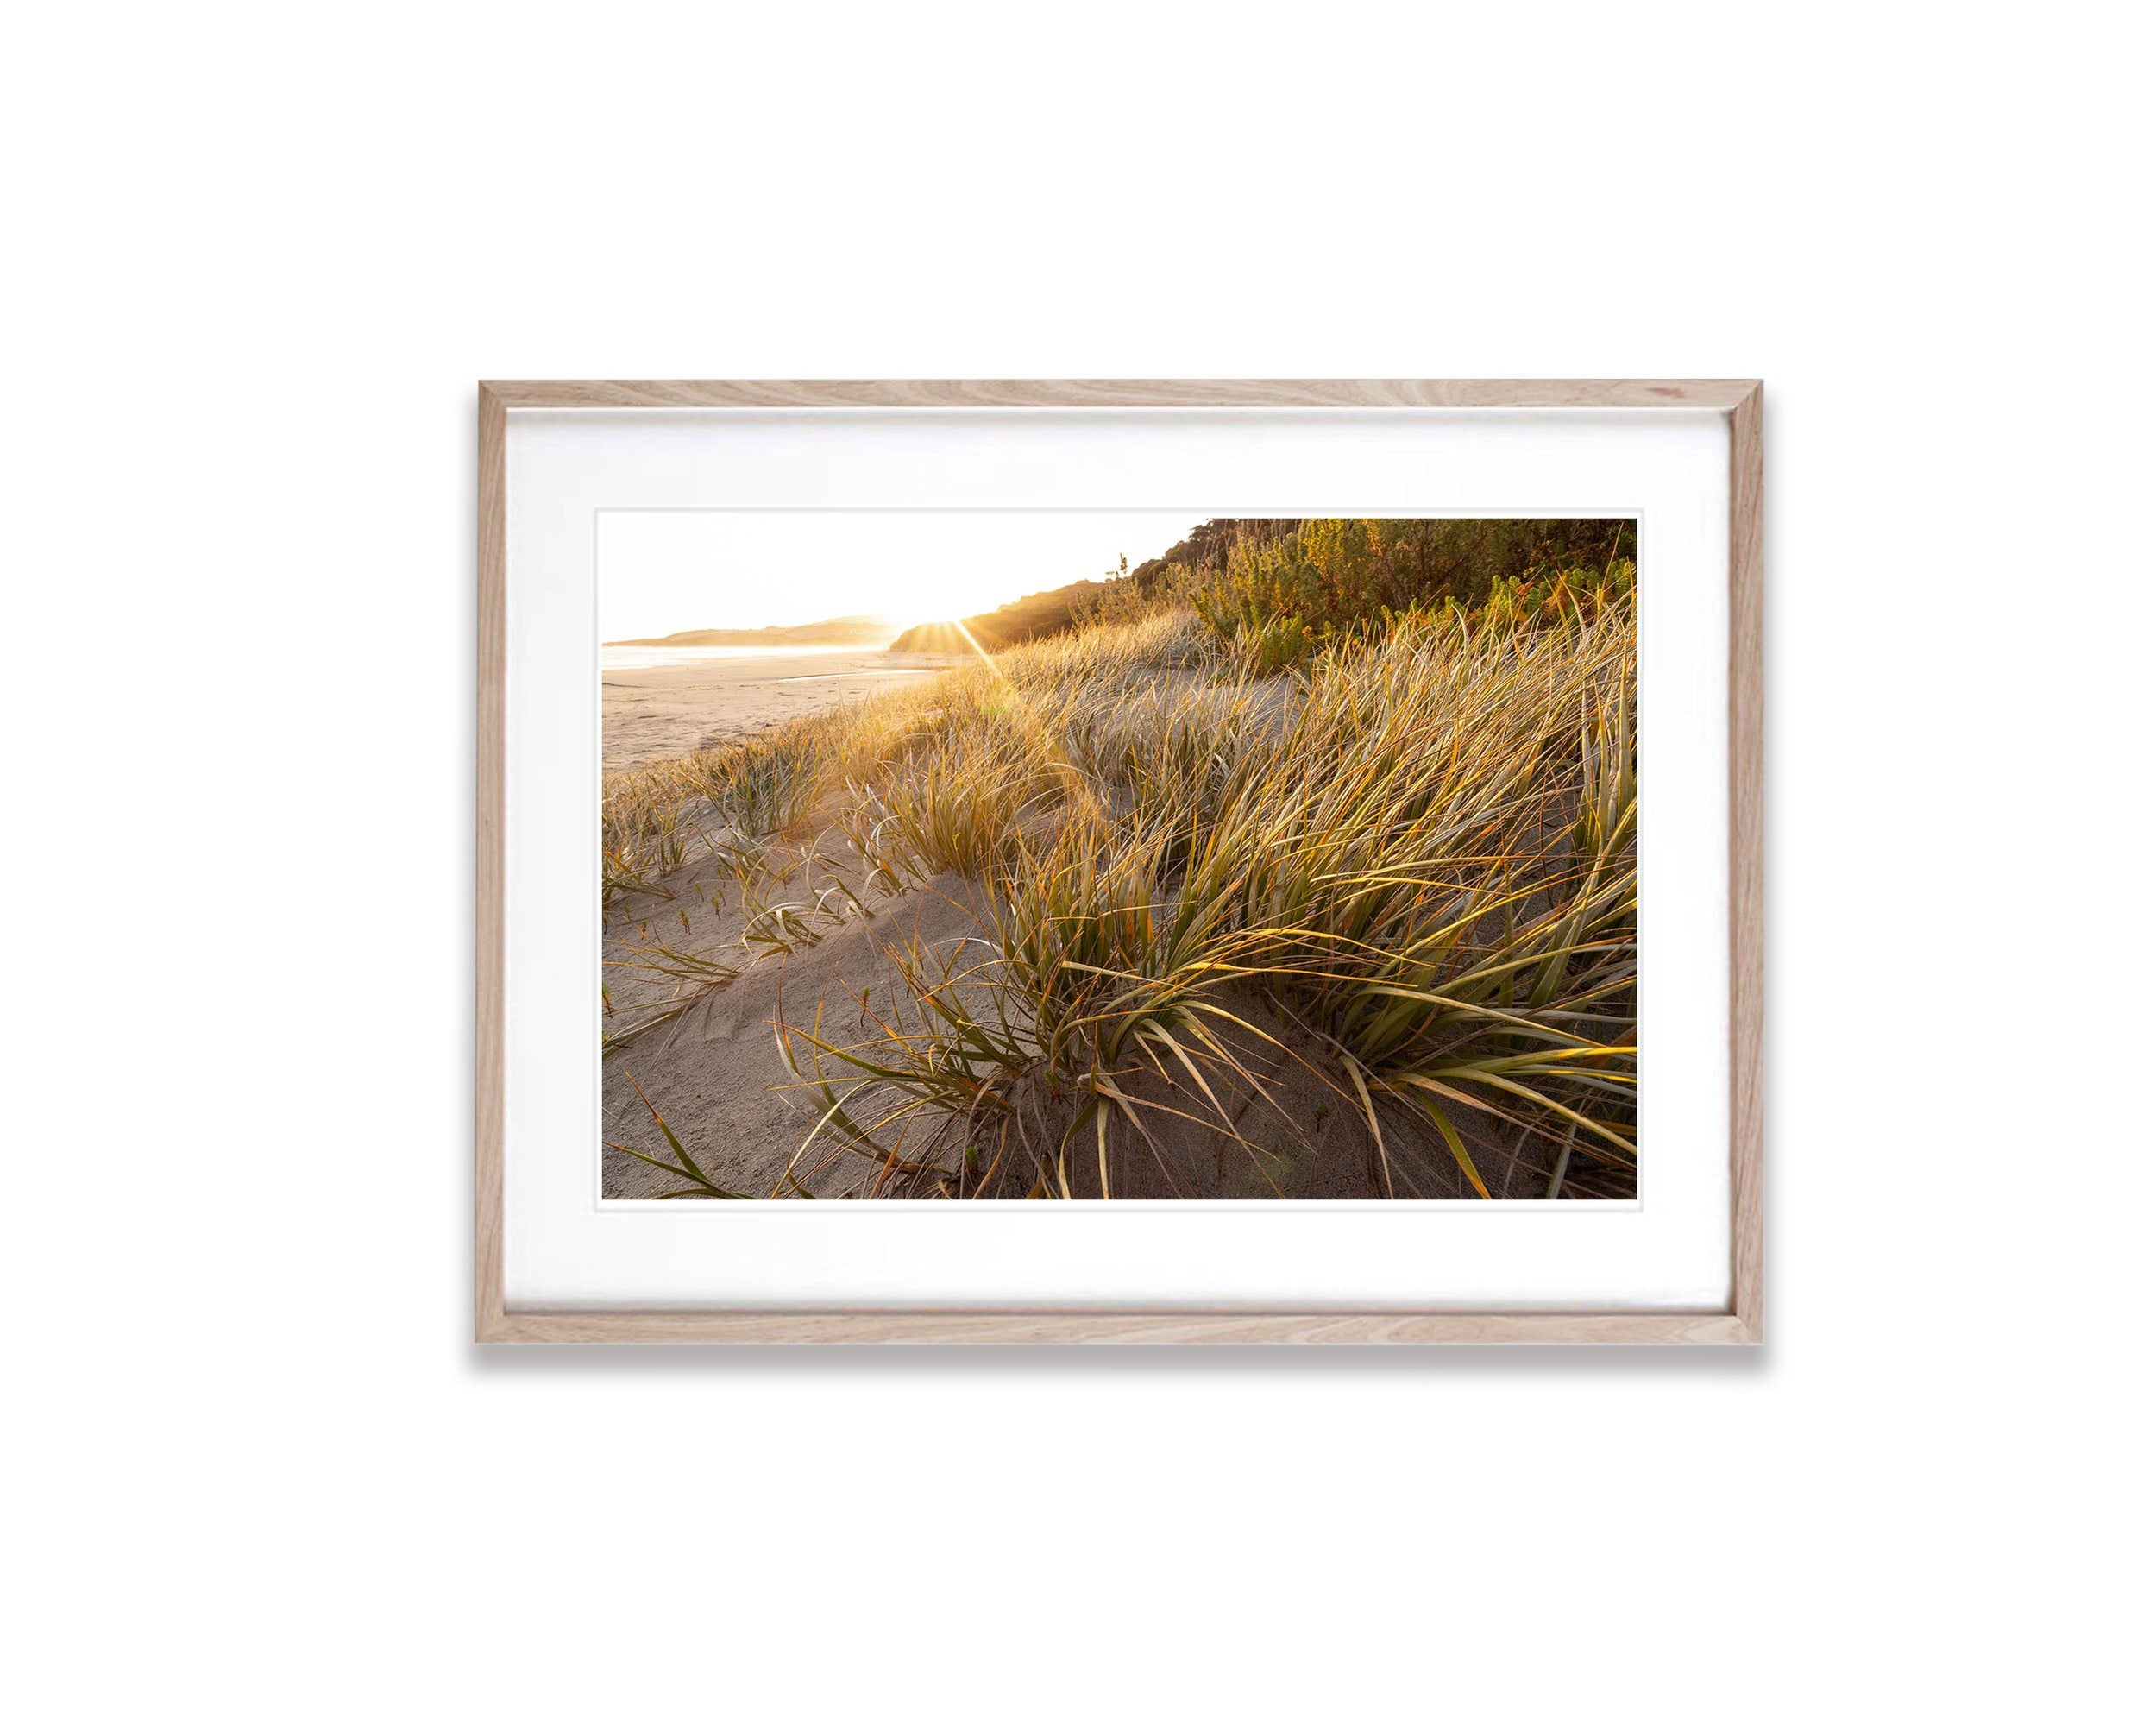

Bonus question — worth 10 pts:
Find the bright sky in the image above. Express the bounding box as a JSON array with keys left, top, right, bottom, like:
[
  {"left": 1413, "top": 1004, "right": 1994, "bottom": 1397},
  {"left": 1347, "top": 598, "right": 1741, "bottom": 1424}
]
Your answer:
[{"left": 598, "top": 511, "right": 1206, "bottom": 641}]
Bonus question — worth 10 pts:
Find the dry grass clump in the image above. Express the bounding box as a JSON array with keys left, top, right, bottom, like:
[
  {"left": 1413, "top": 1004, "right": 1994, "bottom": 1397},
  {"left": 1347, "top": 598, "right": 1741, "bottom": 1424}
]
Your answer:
[
  {"left": 740, "top": 601, "right": 1636, "bottom": 1200},
  {"left": 1223, "top": 612, "right": 1637, "bottom": 1193}
]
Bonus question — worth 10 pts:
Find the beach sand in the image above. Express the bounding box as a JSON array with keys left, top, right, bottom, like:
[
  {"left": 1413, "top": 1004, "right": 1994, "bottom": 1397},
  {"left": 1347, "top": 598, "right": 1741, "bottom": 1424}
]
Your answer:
[{"left": 603, "top": 649, "right": 967, "bottom": 772}]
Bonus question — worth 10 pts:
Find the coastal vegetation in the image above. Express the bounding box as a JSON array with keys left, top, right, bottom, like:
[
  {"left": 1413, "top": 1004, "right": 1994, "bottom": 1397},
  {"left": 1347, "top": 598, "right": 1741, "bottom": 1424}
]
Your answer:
[
  {"left": 603, "top": 520, "right": 1637, "bottom": 1201},
  {"left": 892, "top": 516, "right": 1634, "bottom": 655}
]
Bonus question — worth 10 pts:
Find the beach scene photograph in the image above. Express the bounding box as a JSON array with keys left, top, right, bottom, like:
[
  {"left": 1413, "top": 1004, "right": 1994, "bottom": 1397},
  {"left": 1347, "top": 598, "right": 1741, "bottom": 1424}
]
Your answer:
[{"left": 601, "top": 512, "right": 1637, "bottom": 1201}]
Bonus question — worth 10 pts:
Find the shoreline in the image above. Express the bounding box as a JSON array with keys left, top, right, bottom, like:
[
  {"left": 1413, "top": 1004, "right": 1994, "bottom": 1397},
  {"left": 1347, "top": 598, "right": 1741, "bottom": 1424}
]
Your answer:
[{"left": 602, "top": 649, "right": 967, "bottom": 772}]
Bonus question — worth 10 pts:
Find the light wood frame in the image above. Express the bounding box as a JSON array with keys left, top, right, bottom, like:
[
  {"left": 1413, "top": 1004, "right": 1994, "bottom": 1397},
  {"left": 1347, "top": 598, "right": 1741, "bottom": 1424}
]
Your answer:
[{"left": 477, "top": 380, "right": 1763, "bottom": 1344}]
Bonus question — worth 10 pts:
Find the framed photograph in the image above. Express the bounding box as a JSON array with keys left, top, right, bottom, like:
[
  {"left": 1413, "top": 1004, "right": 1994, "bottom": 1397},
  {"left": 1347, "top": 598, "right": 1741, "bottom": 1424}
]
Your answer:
[{"left": 477, "top": 381, "right": 1763, "bottom": 1343}]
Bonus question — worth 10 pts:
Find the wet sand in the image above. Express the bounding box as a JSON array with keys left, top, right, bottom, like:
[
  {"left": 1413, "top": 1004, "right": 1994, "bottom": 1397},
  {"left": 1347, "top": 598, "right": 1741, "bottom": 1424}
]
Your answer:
[{"left": 602, "top": 650, "right": 966, "bottom": 771}]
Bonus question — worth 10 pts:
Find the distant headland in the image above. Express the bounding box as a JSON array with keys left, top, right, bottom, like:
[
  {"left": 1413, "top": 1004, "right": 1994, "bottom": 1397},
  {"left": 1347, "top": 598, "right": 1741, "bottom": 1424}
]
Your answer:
[{"left": 606, "top": 614, "right": 896, "bottom": 650}]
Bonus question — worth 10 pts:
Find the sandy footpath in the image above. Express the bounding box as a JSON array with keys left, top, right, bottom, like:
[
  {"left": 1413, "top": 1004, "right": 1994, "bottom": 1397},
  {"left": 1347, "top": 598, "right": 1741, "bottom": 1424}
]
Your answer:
[{"left": 603, "top": 650, "right": 966, "bottom": 772}]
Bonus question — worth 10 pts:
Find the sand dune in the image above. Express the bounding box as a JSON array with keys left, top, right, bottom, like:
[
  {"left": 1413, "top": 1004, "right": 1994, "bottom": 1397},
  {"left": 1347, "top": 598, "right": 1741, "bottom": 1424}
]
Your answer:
[
  {"left": 599, "top": 606, "right": 1633, "bottom": 1202},
  {"left": 600, "top": 832, "right": 1528, "bottom": 1202}
]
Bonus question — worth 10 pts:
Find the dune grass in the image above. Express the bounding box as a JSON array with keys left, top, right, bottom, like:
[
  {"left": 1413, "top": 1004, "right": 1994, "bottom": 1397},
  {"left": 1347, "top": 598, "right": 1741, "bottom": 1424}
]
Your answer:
[{"left": 605, "top": 597, "right": 1636, "bottom": 1200}]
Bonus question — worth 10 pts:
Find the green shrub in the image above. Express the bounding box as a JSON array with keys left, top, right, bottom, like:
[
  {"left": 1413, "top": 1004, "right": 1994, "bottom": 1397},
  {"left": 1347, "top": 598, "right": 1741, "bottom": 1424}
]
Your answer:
[{"left": 1191, "top": 518, "right": 1635, "bottom": 648}]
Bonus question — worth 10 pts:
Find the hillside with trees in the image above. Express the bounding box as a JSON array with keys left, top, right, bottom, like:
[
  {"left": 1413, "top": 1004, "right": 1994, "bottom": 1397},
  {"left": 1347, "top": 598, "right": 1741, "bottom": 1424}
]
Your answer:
[{"left": 889, "top": 518, "right": 1636, "bottom": 656}]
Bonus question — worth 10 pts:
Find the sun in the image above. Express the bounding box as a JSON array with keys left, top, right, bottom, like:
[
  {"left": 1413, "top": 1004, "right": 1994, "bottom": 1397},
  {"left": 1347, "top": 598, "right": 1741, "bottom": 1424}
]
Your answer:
[{"left": 890, "top": 569, "right": 1015, "bottom": 633}]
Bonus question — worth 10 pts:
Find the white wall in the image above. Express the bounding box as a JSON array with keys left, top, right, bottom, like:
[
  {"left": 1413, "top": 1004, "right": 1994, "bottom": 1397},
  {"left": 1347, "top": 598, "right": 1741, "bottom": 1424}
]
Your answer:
[{"left": 8, "top": 6, "right": 2145, "bottom": 1722}]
